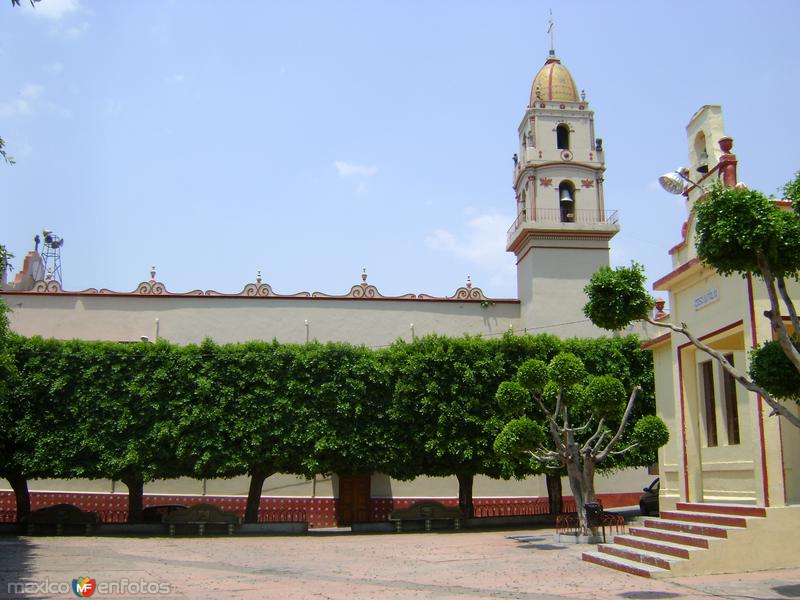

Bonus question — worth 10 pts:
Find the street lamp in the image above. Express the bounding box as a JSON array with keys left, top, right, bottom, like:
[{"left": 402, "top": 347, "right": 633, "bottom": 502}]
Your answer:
[{"left": 658, "top": 167, "right": 703, "bottom": 195}]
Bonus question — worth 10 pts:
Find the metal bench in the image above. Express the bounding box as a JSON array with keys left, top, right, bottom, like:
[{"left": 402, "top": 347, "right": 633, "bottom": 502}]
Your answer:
[
  {"left": 163, "top": 503, "right": 240, "bottom": 536},
  {"left": 555, "top": 504, "right": 626, "bottom": 542},
  {"left": 23, "top": 504, "right": 99, "bottom": 536},
  {"left": 389, "top": 501, "right": 464, "bottom": 532}
]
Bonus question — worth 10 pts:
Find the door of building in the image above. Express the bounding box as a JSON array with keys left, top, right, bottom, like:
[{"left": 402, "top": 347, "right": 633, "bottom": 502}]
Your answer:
[{"left": 336, "top": 473, "right": 370, "bottom": 526}]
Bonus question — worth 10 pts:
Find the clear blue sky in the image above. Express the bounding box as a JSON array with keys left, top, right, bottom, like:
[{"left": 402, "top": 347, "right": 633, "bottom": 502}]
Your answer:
[{"left": 2, "top": 1, "right": 799, "bottom": 299}]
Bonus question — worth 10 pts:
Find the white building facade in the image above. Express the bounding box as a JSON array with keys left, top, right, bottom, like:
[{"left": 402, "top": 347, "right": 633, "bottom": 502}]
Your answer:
[{"left": 1, "top": 52, "right": 646, "bottom": 527}]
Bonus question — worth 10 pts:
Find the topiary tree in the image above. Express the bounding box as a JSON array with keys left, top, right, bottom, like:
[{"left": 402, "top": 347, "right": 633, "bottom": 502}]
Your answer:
[
  {"left": 68, "top": 340, "right": 188, "bottom": 523},
  {"left": 495, "top": 332, "right": 566, "bottom": 513},
  {"left": 387, "top": 335, "right": 508, "bottom": 518},
  {"left": 584, "top": 173, "right": 800, "bottom": 429},
  {"left": 173, "top": 339, "right": 317, "bottom": 524},
  {"left": 0, "top": 302, "right": 25, "bottom": 519},
  {"left": 494, "top": 352, "right": 668, "bottom": 535}
]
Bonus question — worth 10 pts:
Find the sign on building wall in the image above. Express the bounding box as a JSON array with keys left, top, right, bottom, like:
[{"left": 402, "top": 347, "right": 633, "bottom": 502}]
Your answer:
[{"left": 694, "top": 288, "right": 719, "bottom": 311}]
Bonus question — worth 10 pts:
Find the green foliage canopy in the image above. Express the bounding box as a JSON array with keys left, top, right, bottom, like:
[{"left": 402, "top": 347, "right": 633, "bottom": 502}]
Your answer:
[
  {"left": 695, "top": 184, "right": 800, "bottom": 278},
  {"left": 583, "top": 262, "right": 653, "bottom": 331},
  {"left": 749, "top": 338, "right": 800, "bottom": 403},
  {"left": 386, "top": 335, "right": 507, "bottom": 481},
  {"left": 0, "top": 329, "right": 660, "bottom": 521}
]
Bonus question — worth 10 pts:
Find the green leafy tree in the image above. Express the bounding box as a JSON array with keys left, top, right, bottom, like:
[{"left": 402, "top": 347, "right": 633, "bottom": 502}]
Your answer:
[
  {"left": 494, "top": 352, "right": 668, "bottom": 535},
  {"left": 494, "top": 332, "right": 566, "bottom": 512},
  {"left": 5, "top": 336, "right": 98, "bottom": 521},
  {"left": 0, "top": 138, "right": 14, "bottom": 165},
  {"left": 0, "top": 303, "right": 25, "bottom": 519},
  {"left": 0, "top": 244, "right": 13, "bottom": 276},
  {"left": 387, "top": 335, "right": 508, "bottom": 517},
  {"left": 584, "top": 174, "right": 800, "bottom": 428},
  {"left": 301, "top": 342, "right": 396, "bottom": 479},
  {"left": 66, "top": 340, "right": 187, "bottom": 522},
  {"left": 175, "top": 340, "right": 315, "bottom": 524}
]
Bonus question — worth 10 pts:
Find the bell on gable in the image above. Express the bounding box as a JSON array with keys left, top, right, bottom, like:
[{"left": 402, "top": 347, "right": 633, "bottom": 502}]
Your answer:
[
  {"left": 559, "top": 187, "right": 574, "bottom": 203},
  {"left": 697, "top": 148, "right": 709, "bottom": 174}
]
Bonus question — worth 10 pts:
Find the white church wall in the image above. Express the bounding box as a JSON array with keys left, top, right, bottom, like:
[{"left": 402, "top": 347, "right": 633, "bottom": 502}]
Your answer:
[{"left": 2, "top": 293, "right": 521, "bottom": 347}]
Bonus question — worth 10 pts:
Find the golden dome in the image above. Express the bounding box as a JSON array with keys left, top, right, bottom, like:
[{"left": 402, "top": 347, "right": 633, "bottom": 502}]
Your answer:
[{"left": 530, "top": 54, "right": 579, "bottom": 103}]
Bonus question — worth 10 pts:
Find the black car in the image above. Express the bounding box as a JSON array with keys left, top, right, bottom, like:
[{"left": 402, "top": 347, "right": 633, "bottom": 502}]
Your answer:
[{"left": 639, "top": 478, "right": 659, "bottom": 516}]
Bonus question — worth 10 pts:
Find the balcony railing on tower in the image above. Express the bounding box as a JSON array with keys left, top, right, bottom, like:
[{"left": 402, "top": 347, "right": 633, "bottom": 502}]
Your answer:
[{"left": 507, "top": 208, "right": 619, "bottom": 244}]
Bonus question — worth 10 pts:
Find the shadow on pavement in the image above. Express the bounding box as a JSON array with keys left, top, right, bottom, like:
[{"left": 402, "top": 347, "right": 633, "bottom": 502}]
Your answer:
[
  {"left": 775, "top": 583, "right": 800, "bottom": 598},
  {"left": 0, "top": 536, "right": 43, "bottom": 599},
  {"left": 507, "top": 535, "right": 566, "bottom": 551},
  {"left": 514, "top": 543, "right": 565, "bottom": 551},
  {"left": 618, "top": 593, "right": 682, "bottom": 599}
]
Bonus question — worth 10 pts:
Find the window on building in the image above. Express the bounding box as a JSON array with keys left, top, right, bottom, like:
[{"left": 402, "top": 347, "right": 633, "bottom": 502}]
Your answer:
[
  {"left": 721, "top": 354, "right": 741, "bottom": 445},
  {"left": 700, "top": 361, "right": 718, "bottom": 447},
  {"left": 556, "top": 124, "right": 570, "bottom": 150}
]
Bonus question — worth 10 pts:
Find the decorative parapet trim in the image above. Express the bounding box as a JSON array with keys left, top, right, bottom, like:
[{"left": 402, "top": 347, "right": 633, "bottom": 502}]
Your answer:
[
  {"left": 311, "top": 269, "right": 417, "bottom": 300},
  {"left": 11, "top": 268, "right": 514, "bottom": 303},
  {"left": 447, "top": 276, "right": 488, "bottom": 301},
  {"left": 228, "top": 282, "right": 311, "bottom": 298},
  {"left": 31, "top": 280, "right": 65, "bottom": 293}
]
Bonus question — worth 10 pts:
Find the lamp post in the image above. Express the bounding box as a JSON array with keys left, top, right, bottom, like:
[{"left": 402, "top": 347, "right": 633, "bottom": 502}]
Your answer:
[{"left": 658, "top": 168, "right": 703, "bottom": 195}]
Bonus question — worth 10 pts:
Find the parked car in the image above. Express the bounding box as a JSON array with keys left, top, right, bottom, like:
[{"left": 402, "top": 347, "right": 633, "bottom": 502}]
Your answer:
[{"left": 639, "top": 478, "right": 660, "bottom": 516}]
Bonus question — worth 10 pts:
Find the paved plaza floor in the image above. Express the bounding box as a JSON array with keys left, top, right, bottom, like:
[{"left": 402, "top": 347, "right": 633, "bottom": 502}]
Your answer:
[{"left": 0, "top": 528, "right": 797, "bottom": 599}]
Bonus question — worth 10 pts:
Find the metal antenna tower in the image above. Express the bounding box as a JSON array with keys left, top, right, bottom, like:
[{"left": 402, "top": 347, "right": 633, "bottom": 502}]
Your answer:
[{"left": 40, "top": 229, "right": 64, "bottom": 284}]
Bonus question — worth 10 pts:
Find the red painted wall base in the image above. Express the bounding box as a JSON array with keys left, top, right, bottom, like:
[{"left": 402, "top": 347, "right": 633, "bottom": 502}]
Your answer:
[{"left": 0, "top": 491, "right": 641, "bottom": 528}]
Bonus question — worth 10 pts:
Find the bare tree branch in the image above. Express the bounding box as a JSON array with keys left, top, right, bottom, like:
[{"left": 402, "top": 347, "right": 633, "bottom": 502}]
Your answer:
[
  {"left": 610, "top": 442, "right": 639, "bottom": 456},
  {"left": 581, "top": 417, "right": 605, "bottom": 454},
  {"left": 553, "top": 389, "right": 563, "bottom": 425},
  {"left": 591, "top": 429, "right": 609, "bottom": 456},
  {"left": 776, "top": 274, "right": 800, "bottom": 338},
  {"left": 533, "top": 393, "right": 563, "bottom": 437},
  {"left": 646, "top": 318, "right": 800, "bottom": 428},
  {"left": 757, "top": 251, "right": 800, "bottom": 372},
  {"left": 566, "top": 421, "right": 592, "bottom": 434},
  {"left": 528, "top": 449, "right": 562, "bottom": 463},
  {"left": 595, "top": 386, "right": 640, "bottom": 462}
]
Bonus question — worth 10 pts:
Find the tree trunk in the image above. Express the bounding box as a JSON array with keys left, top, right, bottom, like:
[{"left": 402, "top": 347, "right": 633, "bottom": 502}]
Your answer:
[
  {"left": 564, "top": 457, "right": 600, "bottom": 536},
  {"left": 122, "top": 474, "right": 144, "bottom": 524},
  {"left": 545, "top": 473, "right": 563, "bottom": 515},
  {"left": 455, "top": 472, "right": 474, "bottom": 518},
  {"left": 7, "top": 473, "right": 30, "bottom": 522},
  {"left": 244, "top": 467, "right": 273, "bottom": 524},
  {"left": 582, "top": 459, "right": 597, "bottom": 507}
]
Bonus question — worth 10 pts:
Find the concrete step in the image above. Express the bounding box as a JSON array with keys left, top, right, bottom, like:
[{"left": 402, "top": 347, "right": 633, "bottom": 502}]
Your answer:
[
  {"left": 582, "top": 550, "right": 670, "bottom": 578},
  {"left": 676, "top": 502, "right": 766, "bottom": 518},
  {"left": 614, "top": 534, "right": 698, "bottom": 559},
  {"left": 660, "top": 510, "right": 748, "bottom": 528},
  {"left": 598, "top": 543, "right": 682, "bottom": 570},
  {"left": 629, "top": 526, "right": 717, "bottom": 549},
  {"left": 643, "top": 518, "right": 730, "bottom": 538}
]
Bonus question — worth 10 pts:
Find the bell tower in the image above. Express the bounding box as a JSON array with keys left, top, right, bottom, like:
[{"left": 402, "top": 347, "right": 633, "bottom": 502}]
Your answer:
[{"left": 507, "top": 48, "right": 619, "bottom": 337}]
